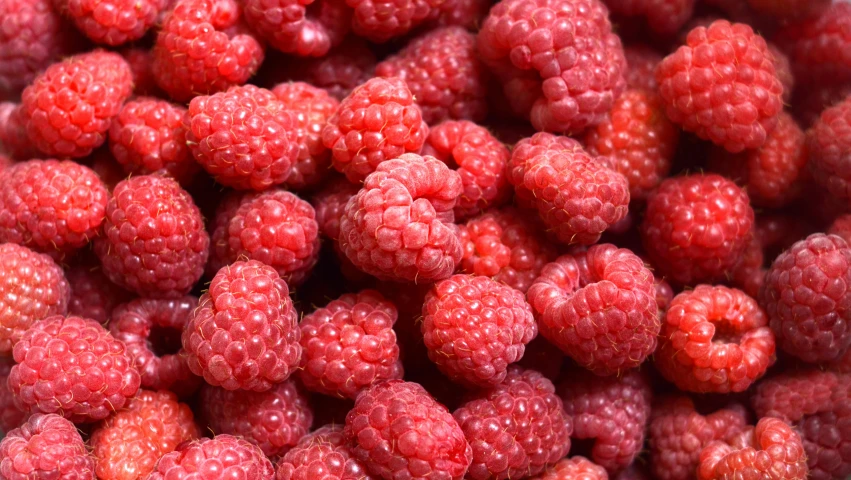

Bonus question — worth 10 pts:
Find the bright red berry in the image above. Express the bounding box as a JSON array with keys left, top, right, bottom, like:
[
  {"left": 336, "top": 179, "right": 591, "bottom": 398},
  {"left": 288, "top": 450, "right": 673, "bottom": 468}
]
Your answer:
[
  {"left": 243, "top": 0, "right": 350, "bottom": 57},
  {"left": 148, "top": 435, "right": 275, "bottom": 480},
  {"left": 346, "top": 0, "right": 442, "bottom": 42},
  {"left": 0, "top": 414, "right": 94, "bottom": 478},
  {"left": 277, "top": 424, "right": 375, "bottom": 480},
  {"left": 528, "top": 457, "right": 608, "bottom": 480},
  {"left": 56, "top": 0, "right": 163, "bottom": 45}
]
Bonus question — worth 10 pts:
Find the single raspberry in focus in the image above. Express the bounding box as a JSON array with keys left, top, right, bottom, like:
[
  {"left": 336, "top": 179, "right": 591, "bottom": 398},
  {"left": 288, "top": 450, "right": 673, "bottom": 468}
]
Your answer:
[
  {"left": 0, "top": 358, "right": 25, "bottom": 433},
  {"left": 243, "top": 0, "right": 349, "bottom": 57},
  {"left": 277, "top": 424, "right": 375, "bottom": 480},
  {"left": 346, "top": 0, "right": 442, "bottom": 42},
  {"left": 603, "top": 0, "right": 695, "bottom": 35},
  {"left": 0, "top": 414, "right": 93, "bottom": 478},
  {"left": 623, "top": 45, "right": 662, "bottom": 91},
  {"left": 280, "top": 40, "right": 376, "bottom": 101},
  {"left": 0, "top": 103, "right": 38, "bottom": 160},
  {"left": 66, "top": 262, "right": 130, "bottom": 324},
  {"left": 808, "top": 96, "right": 851, "bottom": 204},
  {"left": 529, "top": 457, "right": 608, "bottom": 480},
  {"left": 775, "top": 3, "right": 851, "bottom": 87},
  {"left": 507, "top": 132, "right": 581, "bottom": 208},
  {"left": 55, "top": 0, "right": 162, "bottom": 45},
  {"left": 148, "top": 434, "right": 275, "bottom": 479}
]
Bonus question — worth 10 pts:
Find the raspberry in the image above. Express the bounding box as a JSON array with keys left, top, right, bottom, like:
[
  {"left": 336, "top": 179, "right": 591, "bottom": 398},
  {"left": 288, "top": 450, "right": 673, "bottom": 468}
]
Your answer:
[
  {"left": 148, "top": 435, "right": 275, "bottom": 480},
  {"left": 0, "top": 103, "right": 38, "bottom": 161},
  {"left": 152, "top": 0, "right": 265, "bottom": 102},
  {"left": 829, "top": 214, "right": 851, "bottom": 244},
  {"left": 433, "top": 0, "right": 489, "bottom": 30},
  {"left": 529, "top": 457, "right": 608, "bottom": 480},
  {"left": 95, "top": 174, "right": 209, "bottom": 298},
  {"left": 243, "top": 0, "right": 349, "bottom": 57},
  {"left": 769, "top": 44, "right": 794, "bottom": 103},
  {"left": 66, "top": 262, "right": 130, "bottom": 324},
  {"left": 558, "top": 369, "right": 652, "bottom": 473},
  {"left": 322, "top": 77, "right": 428, "bottom": 183},
  {"left": 90, "top": 390, "right": 200, "bottom": 480},
  {"left": 453, "top": 367, "right": 572, "bottom": 479},
  {"left": 527, "top": 243, "right": 659, "bottom": 375},
  {"left": 507, "top": 132, "right": 580, "bottom": 208},
  {"left": 299, "top": 289, "right": 403, "bottom": 399},
  {"left": 747, "top": 0, "right": 829, "bottom": 19},
  {"left": 9, "top": 315, "right": 141, "bottom": 422},
  {"left": 793, "top": 83, "right": 851, "bottom": 128},
  {"left": 477, "top": 0, "right": 627, "bottom": 133},
  {"left": 122, "top": 47, "right": 161, "bottom": 96},
  {"left": 775, "top": 3, "right": 851, "bottom": 87},
  {"left": 277, "top": 424, "right": 373, "bottom": 480},
  {"left": 583, "top": 88, "right": 678, "bottom": 201},
  {"left": 641, "top": 174, "right": 754, "bottom": 285},
  {"left": 183, "top": 260, "right": 301, "bottom": 391},
  {"left": 603, "top": 0, "right": 695, "bottom": 35},
  {"left": 0, "top": 358, "right": 25, "bottom": 433},
  {"left": 0, "top": 414, "right": 93, "bottom": 478},
  {"left": 656, "top": 20, "right": 784, "bottom": 153},
  {"left": 376, "top": 27, "right": 488, "bottom": 125},
  {"left": 759, "top": 233, "right": 851, "bottom": 363},
  {"left": 87, "top": 147, "right": 127, "bottom": 189},
  {"left": 21, "top": 50, "right": 133, "bottom": 158},
  {"left": 281, "top": 40, "right": 376, "bottom": 101},
  {"left": 728, "top": 233, "right": 764, "bottom": 299},
  {"left": 697, "top": 417, "right": 808, "bottom": 480},
  {"left": 0, "top": 243, "right": 69, "bottom": 355},
  {"left": 830, "top": 349, "right": 851, "bottom": 374},
  {"left": 56, "top": 0, "right": 162, "bottom": 45},
  {"left": 623, "top": 45, "right": 662, "bottom": 91},
  {"left": 346, "top": 0, "right": 442, "bottom": 42},
  {"left": 343, "top": 380, "right": 472, "bottom": 480},
  {"left": 109, "top": 98, "right": 197, "bottom": 185},
  {"left": 200, "top": 380, "right": 312, "bottom": 457},
  {"left": 109, "top": 297, "right": 202, "bottom": 397},
  {"left": 313, "top": 176, "right": 360, "bottom": 241},
  {"left": 808, "top": 96, "right": 851, "bottom": 203}
]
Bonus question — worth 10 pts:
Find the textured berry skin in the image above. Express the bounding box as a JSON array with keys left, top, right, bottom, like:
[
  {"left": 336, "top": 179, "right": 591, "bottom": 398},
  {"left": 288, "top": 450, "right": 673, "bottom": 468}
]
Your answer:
[
  {"left": 344, "top": 380, "right": 472, "bottom": 480},
  {"left": 22, "top": 50, "right": 133, "bottom": 158},
  {"left": 0, "top": 414, "right": 93, "bottom": 479},
  {"left": 697, "top": 417, "right": 808, "bottom": 480},
  {"left": 0, "top": 243, "right": 69, "bottom": 354},
  {"left": 0, "top": 103, "right": 38, "bottom": 161},
  {"left": 9, "top": 315, "right": 141, "bottom": 423},
  {"left": 656, "top": 20, "right": 784, "bottom": 153},
  {"left": 66, "top": 263, "right": 130, "bottom": 324},
  {"left": 769, "top": 44, "right": 794, "bottom": 104},
  {"left": 422, "top": 275, "right": 536, "bottom": 388},
  {"left": 623, "top": 45, "right": 662, "bottom": 91},
  {"left": 148, "top": 435, "right": 275, "bottom": 480},
  {"left": 583, "top": 88, "right": 678, "bottom": 201},
  {"left": 338, "top": 154, "right": 463, "bottom": 283},
  {"left": 243, "top": 0, "right": 349, "bottom": 57},
  {"left": 322, "top": 77, "right": 428, "bottom": 183},
  {"left": 152, "top": 0, "right": 265, "bottom": 102},
  {"left": 183, "top": 260, "right": 301, "bottom": 391},
  {"left": 0, "top": 160, "right": 108, "bottom": 256},
  {"left": 346, "top": 0, "right": 442, "bottom": 42},
  {"left": 829, "top": 214, "right": 851, "bottom": 245},
  {"left": 775, "top": 3, "right": 851, "bottom": 87},
  {"left": 728, "top": 233, "right": 765, "bottom": 300},
  {"left": 90, "top": 390, "right": 199, "bottom": 480},
  {"left": 529, "top": 457, "right": 608, "bottom": 480},
  {"left": 187, "top": 85, "right": 300, "bottom": 191},
  {"left": 759, "top": 233, "right": 851, "bottom": 363},
  {"left": 477, "top": 0, "right": 627, "bottom": 133},
  {"left": 641, "top": 174, "right": 754, "bottom": 285},
  {"left": 57, "top": 0, "right": 162, "bottom": 45},
  {"left": 283, "top": 41, "right": 376, "bottom": 101},
  {"left": 376, "top": 27, "right": 488, "bottom": 125},
  {"left": 95, "top": 174, "right": 209, "bottom": 298},
  {"left": 277, "top": 425, "right": 376, "bottom": 480},
  {"left": 0, "top": 358, "right": 25, "bottom": 433},
  {"left": 299, "top": 290, "right": 402, "bottom": 399},
  {"left": 109, "top": 98, "right": 197, "bottom": 185},
  {"left": 507, "top": 132, "right": 579, "bottom": 208},
  {"left": 558, "top": 370, "right": 652, "bottom": 473},
  {"left": 453, "top": 367, "right": 572, "bottom": 480},
  {"left": 527, "top": 244, "right": 659, "bottom": 375},
  {"left": 603, "top": 0, "right": 694, "bottom": 35},
  {"left": 313, "top": 177, "right": 360, "bottom": 241},
  {"left": 122, "top": 47, "right": 160, "bottom": 96},
  {"left": 433, "top": 0, "right": 488, "bottom": 29},
  {"left": 808, "top": 96, "right": 851, "bottom": 204}
]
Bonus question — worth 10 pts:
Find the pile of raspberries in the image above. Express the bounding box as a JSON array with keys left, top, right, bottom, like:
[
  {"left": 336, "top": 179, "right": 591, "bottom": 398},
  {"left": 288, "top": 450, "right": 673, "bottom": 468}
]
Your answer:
[{"left": 2, "top": 0, "right": 851, "bottom": 478}]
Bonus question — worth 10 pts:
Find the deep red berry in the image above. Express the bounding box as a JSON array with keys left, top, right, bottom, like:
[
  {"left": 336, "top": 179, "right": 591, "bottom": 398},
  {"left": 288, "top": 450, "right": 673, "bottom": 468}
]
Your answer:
[
  {"left": 0, "top": 103, "right": 38, "bottom": 161},
  {"left": 768, "top": 44, "right": 794, "bottom": 103},
  {"left": 0, "top": 414, "right": 93, "bottom": 478},
  {"left": 829, "top": 214, "right": 851, "bottom": 245},
  {"left": 121, "top": 47, "right": 160, "bottom": 96},
  {"left": 346, "top": 0, "right": 442, "bottom": 42},
  {"left": 56, "top": 0, "right": 162, "bottom": 45},
  {"left": 0, "top": 358, "right": 25, "bottom": 433},
  {"left": 148, "top": 435, "right": 275, "bottom": 480},
  {"left": 747, "top": 0, "right": 830, "bottom": 18},
  {"left": 282, "top": 40, "right": 376, "bottom": 101},
  {"left": 243, "top": 0, "right": 350, "bottom": 57},
  {"left": 277, "top": 424, "right": 375, "bottom": 480},
  {"left": 623, "top": 45, "right": 662, "bottom": 91},
  {"left": 65, "top": 263, "right": 129, "bottom": 326},
  {"left": 793, "top": 83, "right": 851, "bottom": 128},
  {"left": 603, "top": 0, "right": 695, "bottom": 35},
  {"left": 808, "top": 96, "right": 851, "bottom": 204},
  {"left": 312, "top": 176, "right": 360, "bottom": 241},
  {"left": 775, "top": 3, "right": 851, "bottom": 87},
  {"left": 529, "top": 457, "right": 608, "bottom": 480},
  {"left": 433, "top": 0, "right": 489, "bottom": 30}
]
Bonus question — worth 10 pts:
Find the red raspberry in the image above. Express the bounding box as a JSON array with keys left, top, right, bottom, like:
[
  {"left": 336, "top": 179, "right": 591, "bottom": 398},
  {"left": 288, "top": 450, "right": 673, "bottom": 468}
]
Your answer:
[
  {"left": 95, "top": 174, "right": 209, "bottom": 298},
  {"left": 187, "top": 85, "right": 300, "bottom": 191},
  {"left": 376, "top": 27, "right": 488, "bottom": 124},
  {"left": 558, "top": 369, "right": 652, "bottom": 473},
  {"left": 299, "top": 290, "right": 402, "bottom": 399},
  {"left": 527, "top": 243, "right": 659, "bottom": 375},
  {"left": 433, "top": 0, "right": 489, "bottom": 30},
  {"left": 206, "top": 190, "right": 251, "bottom": 276},
  {"left": 338, "top": 154, "right": 462, "bottom": 283},
  {"left": 346, "top": 0, "right": 442, "bottom": 42},
  {"left": 623, "top": 45, "right": 662, "bottom": 91},
  {"left": 183, "top": 260, "right": 301, "bottom": 391},
  {"left": 656, "top": 20, "right": 784, "bottom": 153},
  {"left": 529, "top": 457, "right": 608, "bottom": 480},
  {"left": 453, "top": 367, "right": 572, "bottom": 479},
  {"left": 86, "top": 147, "right": 127, "bottom": 189},
  {"left": 281, "top": 40, "right": 376, "bottom": 101},
  {"left": 277, "top": 424, "right": 374, "bottom": 480},
  {"left": 9, "top": 315, "right": 141, "bottom": 422},
  {"left": 243, "top": 0, "right": 349, "bottom": 57},
  {"left": 0, "top": 103, "right": 38, "bottom": 161},
  {"left": 313, "top": 176, "right": 360, "bottom": 241},
  {"left": 0, "top": 243, "right": 69, "bottom": 355},
  {"left": 322, "top": 77, "right": 428, "bottom": 183},
  {"left": 583, "top": 88, "right": 678, "bottom": 201},
  {"left": 90, "top": 390, "right": 199, "bottom": 480},
  {"left": 0, "top": 358, "right": 25, "bottom": 433},
  {"left": 603, "top": 0, "right": 695, "bottom": 35},
  {"left": 152, "top": 0, "right": 265, "bottom": 102},
  {"left": 793, "top": 83, "right": 851, "bottom": 128},
  {"left": 508, "top": 132, "right": 580, "bottom": 208},
  {"left": 759, "top": 233, "right": 851, "bottom": 363},
  {"left": 769, "top": 44, "right": 794, "bottom": 103},
  {"left": 200, "top": 380, "right": 312, "bottom": 457},
  {"left": 21, "top": 50, "right": 133, "bottom": 158},
  {"left": 0, "top": 414, "right": 93, "bottom": 478},
  {"left": 109, "top": 98, "right": 197, "bottom": 185},
  {"left": 641, "top": 174, "right": 754, "bottom": 285},
  {"left": 830, "top": 349, "right": 851, "bottom": 373},
  {"left": 728, "top": 233, "right": 764, "bottom": 299},
  {"left": 808, "top": 96, "right": 851, "bottom": 203},
  {"left": 56, "top": 0, "right": 162, "bottom": 45},
  {"left": 775, "top": 3, "right": 851, "bottom": 87},
  {"left": 121, "top": 47, "right": 161, "bottom": 96},
  {"left": 343, "top": 380, "right": 472, "bottom": 480},
  {"left": 477, "top": 0, "right": 627, "bottom": 133},
  {"left": 829, "top": 214, "right": 851, "bottom": 244},
  {"left": 747, "top": 0, "right": 830, "bottom": 19},
  {"left": 66, "top": 263, "right": 130, "bottom": 324},
  {"left": 148, "top": 435, "right": 275, "bottom": 479}
]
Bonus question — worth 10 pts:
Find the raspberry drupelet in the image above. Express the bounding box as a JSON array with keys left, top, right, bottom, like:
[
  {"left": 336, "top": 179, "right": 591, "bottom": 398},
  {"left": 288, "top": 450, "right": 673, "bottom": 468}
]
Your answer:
[
  {"left": 147, "top": 434, "right": 275, "bottom": 480},
  {"left": 0, "top": 358, "right": 25, "bottom": 433},
  {"left": 55, "top": 0, "right": 163, "bottom": 45},
  {"left": 775, "top": 3, "right": 851, "bottom": 87},
  {"left": 527, "top": 243, "right": 659, "bottom": 375},
  {"left": 529, "top": 457, "right": 608, "bottom": 480},
  {"left": 66, "top": 263, "right": 130, "bottom": 325},
  {"left": 808, "top": 96, "right": 851, "bottom": 204},
  {"left": 346, "top": 0, "right": 443, "bottom": 42},
  {"left": 603, "top": 0, "right": 695, "bottom": 35},
  {"left": 507, "top": 132, "right": 583, "bottom": 209},
  {"left": 277, "top": 424, "right": 375, "bottom": 480},
  {"left": 282, "top": 40, "right": 376, "bottom": 101},
  {"left": 243, "top": 0, "right": 350, "bottom": 57},
  {"left": 0, "top": 414, "right": 94, "bottom": 479}
]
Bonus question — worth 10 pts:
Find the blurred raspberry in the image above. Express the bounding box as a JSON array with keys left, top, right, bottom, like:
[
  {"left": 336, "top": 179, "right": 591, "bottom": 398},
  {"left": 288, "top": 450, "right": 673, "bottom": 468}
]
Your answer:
[
  {"left": 829, "top": 214, "right": 851, "bottom": 244},
  {"left": 56, "top": 0, "right": 162, "bottom": 45},
  {"left": 623, "top": 45, "right": 662, "bottom": 91},
  {"left": 0, "top": 414, "right": 93, "bottom": 478},
  {"left": 281, "top": 40, "right": 376, "bottom": 101},
  {"left": 529, "top": 457, "right": 608, "bottom": 480},
  {"left": 775, "top": 3, "right": 851, "bottom": 87},
  {"left": 808, "top": 96, "right": 851, "bottom": 204},
  {"left": 66, "top": 263, "right": 130, "bottom": 324},
  {"left": 243, "top": 0, "right": 349, "bottom": 57},
  {"left": 728, "top": 233, "right": 764, "bottom": 299},
  {"left": 148, "top": 435, "right": 275, "bottom": 479},
  {"left": 346, "top": 0, "right": 442, "bottom": 42},
  {"left": 312, "top": 176, "right": 359, "bottom": 241},
  {"left": 121, "top": 48, "right": 161, "bottom": 96},
  {"left": 277, "top": 424, "right": 375, "bottom": 480},
  {"left": 655, "top": 276, "right": 675, "bottom": 311},
  {"left": 793, "top": 83, "right": 851, "bottom": 128},
  {"left": 603, "top": 0, "right": 695, "bottom": 35},
  {"left": 86, "top": 147, "right": 127, "bottom": 189},
  {"left": 0, "top": 358, "right": 25, "bottom": 433},
  {"left": 747, "top": 0, "right": 829, "bottom": 18},
  {"left": 433, "top": 0, "right": 489, "bottom": 29},
  {"left": 768, "top": 44, "right": 794, "bottom": 103},
  {"left": 0, "top": 103, "right": 38, "bottom": 160}
]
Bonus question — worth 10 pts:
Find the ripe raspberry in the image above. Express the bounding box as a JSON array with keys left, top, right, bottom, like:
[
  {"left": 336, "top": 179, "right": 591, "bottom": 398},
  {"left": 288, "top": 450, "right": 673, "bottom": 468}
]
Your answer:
[
  {"left": 793, "top": 83, "right": 851, "bottom": 128},
  {"left": 583, "top": 88, "right": 678, "bottom": 201},
  {"left": 95, "top": 174, "right": 209, "bottom": 298},
  {"left": 200, "top": 380, "right": 312, "bottom": 457},
  {"left": 747, "top": 0, "right": 829, "bottom": 19},
  {"left": 808, "top": 96, "right": 851, "bottom": 203},
  {"left": 558, "top": 369, "right": 652, "bottom": 473},
  {"left": 344, "top": 380, "right": 472, "bottom": 480},
  {"left": 728, "top": 233, "right": 764, "bottom": 299},
  {"left": 477, "top": 0, "right": 627, "bottom": 133},
  {"left": 376, "top": 27, "right": 488, "bottom": 125},
  {"left": 529, "top": 457, "right": 608, "bottom": 480},
  {"left": 339, "top": 154, "right": 462, "bottom": 283},
  {"left": 148, "top": 435, "right": 275, "bottom": 479},
  {"left": 507, "top": 132, "right": 580, "bottom": 208},
  {"left": 775, "top": 3, "right": 851, "bottom": 87},
  {"left": 0, "top": 414, "right": 93, "bottom": 478},
  {"left": 697, "top": 417, "right": 808, "bottom": 480},
  {"left": 322, "top": 77, "right": 428, "bottom": 183},
  {"left": 624, "top": 45, "right": 662, "bottom": 91},
  {"left": 527, "top": 243, "right": 659, "bottom": 375},
  {"left": 86, "top": 147, "right": 127, "bottom": 189},
  {"left": 769, "top": 44, "right": 794, "bottom": 103},
  {"left": 453, "top": 367, "right": 572, "bottom": 479},
  {"left": 56, "top": 0, "right": 162, "bottom": 45},
  {"left": 66, "top": 262, "right": 130, "bottom": 324},
  {"left": 9, "top": 315, "right": 141, "bottom": 422},
  {"left": 122, "top": 47, "right": 160, "bottom": 96},
  {"left": 346, "top": 0, "right": 442, "bottom": 42},
  {"left": 656, "top": 20, "right": 784, "bottom": 152},
  {"left": 183, "top": 260, "right": 301, "bottom": 391},
  {"left": 433, "top": 0, "right": 489, "bottom": 30},
  {"left": 277, "top": 424, "right": 374, "bottom": 480},
  {"left": 90, "top": 390, "right": 199, "bottom": 480},
  {"left": 243, "top": 0, "right": 349, "bottom": 57},
  {"left": 0, "top": 103, "right": 38, "bottom": 161},
  {"left": 759, "top": 233, "right": 851, "bottom": 363},
  {"left": 313, "top": 176, "right": 359, "bottom": 241},
  {"left": 641, "top": 174, "right": 754, "bottom": 285},
  {"left": 281, "top": 40, "right": 376, "bottom": 101},
  {"left": 152, "top": 0, "right": 265, "bottom": 102},
  {"left": 829, "top": 214, "right": 851, "bottom": 245},
  {"left": 603, "top": 0, "right": 695, "bottom": 35},
  {"left": 0, "top": 358, "right": 25, "bottom": 433}
]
